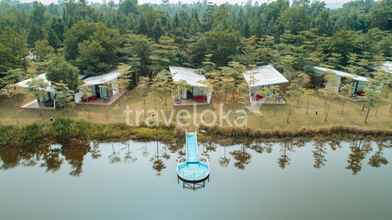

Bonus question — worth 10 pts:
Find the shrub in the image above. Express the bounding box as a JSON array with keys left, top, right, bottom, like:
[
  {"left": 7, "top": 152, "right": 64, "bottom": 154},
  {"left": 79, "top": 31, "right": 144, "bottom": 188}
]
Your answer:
[
  {"left": 20, "top": 124, "right": 44, "bottom": 146},
  {"left": 52, "top": 118, "right": 73, "bottom": 142},
  {"left": 0, "top": 126, "right": 14, "bottom": 146}
]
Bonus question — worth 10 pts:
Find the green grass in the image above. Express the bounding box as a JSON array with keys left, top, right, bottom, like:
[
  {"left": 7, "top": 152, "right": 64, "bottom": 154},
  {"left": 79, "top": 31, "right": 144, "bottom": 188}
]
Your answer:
[{"left": 1, "top": 85, "right": 392, "bottom": 133}]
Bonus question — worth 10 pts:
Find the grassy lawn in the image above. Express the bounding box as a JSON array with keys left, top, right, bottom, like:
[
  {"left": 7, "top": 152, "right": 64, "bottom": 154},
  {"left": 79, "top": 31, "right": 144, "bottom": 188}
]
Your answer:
[{"left": 1, "top": 83, "right": 392, "bottom": 131}]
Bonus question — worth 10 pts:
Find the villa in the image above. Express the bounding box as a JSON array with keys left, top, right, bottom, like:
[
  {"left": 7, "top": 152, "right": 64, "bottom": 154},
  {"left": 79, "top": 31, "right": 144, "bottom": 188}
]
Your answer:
[
  {"left": 75, "top": 70, "right": 124, "bottom": 106},
  {"left": 169, "top": 66, "right": 212, "bottom": 106},
  {"left": 243, "top": 65, "right": 289, "bottom": 106},
  {"left": 16, "top": 70, "right": 124, "bottom": 109},
  {"left": 313, "top": 66, "right": 369, "bottom": 99},
  {"left": 15, "top": 73, "right": 57, "bottom": 109}
]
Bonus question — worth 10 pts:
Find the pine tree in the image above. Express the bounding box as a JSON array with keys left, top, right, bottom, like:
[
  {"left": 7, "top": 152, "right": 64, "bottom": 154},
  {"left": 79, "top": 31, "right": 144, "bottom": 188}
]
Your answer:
[{"left": 152, "top": 20, "right": 163, "bottom": 42}]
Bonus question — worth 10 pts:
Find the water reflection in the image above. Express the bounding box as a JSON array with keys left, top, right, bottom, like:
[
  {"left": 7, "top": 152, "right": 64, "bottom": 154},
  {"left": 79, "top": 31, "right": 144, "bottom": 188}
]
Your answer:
[
  {"left": 150, "top": 141, "right": 168, "bottom": 175},
  {"left": 62, "top": 143, "right": 90, "bottom": 176},
  {"left": 0, "top": 139, "right": 391, "bottom": 176},
  {"left": 230, "top": 144, "right": 251, "bottom": 170},
  {"left": 219, "top": 146, "right": 230, "bottom": 167},
  {"left": 178, "top": 176, "right": 210, "bottom": 191},
  {"left": 123, "top": 141, "right": 137, "bottom": 163},
  {"left": 369, "top": 141, "right": 389, "bottom": 168},
  {"left": 313, "top": 138, "right": 327, "bottom": 169}
]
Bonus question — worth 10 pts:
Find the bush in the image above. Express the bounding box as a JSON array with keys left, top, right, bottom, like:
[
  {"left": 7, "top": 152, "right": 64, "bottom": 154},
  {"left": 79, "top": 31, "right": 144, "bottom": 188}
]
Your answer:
[
  {"left": 52, "top": 118, "right": 74, "bottom": 142},
  {"left": 51, "top": 118, "right": 92, "bottom": 143},
  {"left": 0, "top": 126, "right": 15, "bottom": 146},
  {"left": 20, "top": 124, "right": 44, "bottom": 146}
]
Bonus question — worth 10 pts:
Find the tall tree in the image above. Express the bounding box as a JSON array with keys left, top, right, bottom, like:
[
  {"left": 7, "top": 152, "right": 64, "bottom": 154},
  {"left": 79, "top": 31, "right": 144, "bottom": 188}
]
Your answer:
[
  {"left": 119, "top": 0, "right": 138, "bottom": 16},
  {"left": 27, "top": 2, "right": 47, "bottom": 47},
  {"left": 34, "top": 40, "right": 54, "bottom": 62},
  {"left": 46, "top": 56, "right": 81, "bottom": 92},
  {"left": 0, "top": 29, "right": 27, "bottom": 89},
  {"left": 64, "top": 22, "right": 121, "bottom": 75}
]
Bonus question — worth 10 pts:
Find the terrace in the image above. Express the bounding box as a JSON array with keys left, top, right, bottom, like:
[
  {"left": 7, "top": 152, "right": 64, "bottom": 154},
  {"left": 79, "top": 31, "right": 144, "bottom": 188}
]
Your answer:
[
  {"left": 314, "top": 66, "right": 369, "bottom": 101},
  {"left": 243, "top": 65, "right": 289, "bottom": 106},
  {"left": 169, "top": 66, "right": 212, "bottom": 106},
  {"left": 75, "top": 70, "right": 125, "bottom": 106}
]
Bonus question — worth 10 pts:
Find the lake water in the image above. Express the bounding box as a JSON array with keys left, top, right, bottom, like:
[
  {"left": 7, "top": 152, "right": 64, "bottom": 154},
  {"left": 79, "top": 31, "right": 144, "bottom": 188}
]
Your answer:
[{"left": 0, "top": 139, "right": 391, "bottom": 220}]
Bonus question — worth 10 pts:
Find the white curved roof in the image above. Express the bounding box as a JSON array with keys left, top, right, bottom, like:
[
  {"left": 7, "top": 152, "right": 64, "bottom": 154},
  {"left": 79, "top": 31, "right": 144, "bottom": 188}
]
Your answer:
[
  {"left": 243, "top": 65, "right": 289, "bottom": 87},
  {"left": 15, "top": 73, "right": 53, "bottom": 92},
  {"left": 169, "top": 66, "right": 207, "bottom": 87},
  {"left": 82, "top": 70, "right": 120, "bottom": 86},
  {"left": 314, "top": 66, "right": 368, "bottom": 82}
]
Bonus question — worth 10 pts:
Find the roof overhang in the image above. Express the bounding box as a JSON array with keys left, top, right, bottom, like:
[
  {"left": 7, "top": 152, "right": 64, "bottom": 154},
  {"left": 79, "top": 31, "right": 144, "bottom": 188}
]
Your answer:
[
  {"left": 169, "top": 66, "right": 208, "bottom": 88},
  {"left": 314, "top": 66, "right": 368, "bottom": 82},
  {"left": 243, "top": 65, "right": 289, "bottom": 88},
  {"left": 82, "top": 70, "right": 121, "bottom": 87},
  {"left": 15, "top": 73, "right": 54, "bottom": 92}
]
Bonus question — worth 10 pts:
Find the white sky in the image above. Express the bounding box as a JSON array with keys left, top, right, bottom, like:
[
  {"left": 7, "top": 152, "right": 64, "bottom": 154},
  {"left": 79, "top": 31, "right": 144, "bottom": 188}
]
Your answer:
[
  {"left": 20, "top": 0, "right": 353, "bottom": 6},
  {"left": 138, "top": 0, "right": 351, "bottom": 4}
]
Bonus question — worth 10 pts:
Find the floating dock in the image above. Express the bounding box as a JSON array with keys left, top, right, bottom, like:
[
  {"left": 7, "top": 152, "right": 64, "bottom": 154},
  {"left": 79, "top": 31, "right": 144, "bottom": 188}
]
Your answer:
[{"left": 176, "top": 132, "right": 210, "bottom": 183}]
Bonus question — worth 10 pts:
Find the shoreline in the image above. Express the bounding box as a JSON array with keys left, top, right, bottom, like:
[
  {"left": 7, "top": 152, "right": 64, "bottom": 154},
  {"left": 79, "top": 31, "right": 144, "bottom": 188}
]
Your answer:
[{"left": 1, "top": 118, "right": 391, "bottom": 148}]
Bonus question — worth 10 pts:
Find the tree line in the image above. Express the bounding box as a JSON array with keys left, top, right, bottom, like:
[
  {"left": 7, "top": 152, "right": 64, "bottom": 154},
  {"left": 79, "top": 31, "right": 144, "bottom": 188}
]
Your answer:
[{"left": 0, "top": 0, "right": 391, "bottom": 96}]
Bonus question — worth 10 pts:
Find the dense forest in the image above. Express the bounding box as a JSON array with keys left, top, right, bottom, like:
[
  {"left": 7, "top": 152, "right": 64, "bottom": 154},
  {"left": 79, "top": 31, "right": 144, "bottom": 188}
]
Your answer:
[{"left": 0, "top": 0, "right": 391, "bottom": 94}]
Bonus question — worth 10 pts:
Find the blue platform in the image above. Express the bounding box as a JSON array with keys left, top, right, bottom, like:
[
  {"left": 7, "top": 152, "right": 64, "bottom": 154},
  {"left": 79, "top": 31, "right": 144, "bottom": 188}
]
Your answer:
[{"left": 176, "top": 132, "right": 210, "bottom": 182}]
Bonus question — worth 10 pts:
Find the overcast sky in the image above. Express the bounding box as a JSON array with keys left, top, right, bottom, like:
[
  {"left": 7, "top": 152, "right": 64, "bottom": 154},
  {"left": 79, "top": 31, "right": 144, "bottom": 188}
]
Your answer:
[
  {"left": 20, "top": 0, "right": 353, "bottom": 7},
  {"left": 138, "top": 0, "right": 351, "bottom": 5}
]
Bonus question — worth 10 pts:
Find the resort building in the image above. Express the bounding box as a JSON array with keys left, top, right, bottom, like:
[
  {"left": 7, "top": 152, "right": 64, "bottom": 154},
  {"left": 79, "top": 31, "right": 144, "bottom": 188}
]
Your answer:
[
  {"left": 16, "top": 70, "right": 124, "bottom": 109},
  {"left": 75, "top": 70, "right": 124, "bottom": 105},
  {"left": 169, "top": 66, "right": 212, "bottom": 106},
  {"left": 15, "top": 73, "right": 56, "bottom": 109},
  {"left": 313, "top": 66, "right": 369, "bottom": 99},
  {"left": 243, "top": 65, "right": 289, "bottom": 106}
]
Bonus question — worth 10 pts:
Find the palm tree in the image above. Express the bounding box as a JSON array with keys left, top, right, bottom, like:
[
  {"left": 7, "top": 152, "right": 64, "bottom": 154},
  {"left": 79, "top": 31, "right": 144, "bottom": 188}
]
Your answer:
[
  {"left": 152, "top": 69, "right": 175, "bottom": 107},
  {"left": 230, "top": 144, "right": 251, "bottom": 170},
  {"left": 206, "top": 70, "right": 224, "bottom": 103},
  {"left": 90, "top": 141, "right": 102, "bottom": 159},
  {"left": 285, "top": 77, "right": 304, "bottom": 124},
  {"left": 278, "top": 142, "right": 290, "bottom": 169},
  {"left": 346, "top": 140, "right": 372, "bottom": 175},
  {"left": 137, "top": 77, "right": 150, "bottom": 120},
  {"left": 27, "top": 78, "right": 50, "bottom": 105},
  {"left": 219, "top": 146, "right": 231, "bottom": 168},
  {"left": 108, "top": 143, "right": 121, "bottom": 164},
  {"left": 151, "top": 140, "right": 166, "bottom": 176},
  {"left": 218, "top": 62, "right": 247, "bottom": 104},
  {"left": 368, "top": 142, "right": 388, "bottom": 168},
  {"left": 303, "top": 88, "right": 314, "bottom": 115},
  {"left": 364, "top": 73, "right": 383, "bottom": 124},
  {"left": 318, "top": 73, "right": 339, "bottom": 122},
  {"left": 339, "top": 83, "right": 352, "bottom": 114},
  {"left": 124, "top": 141, "right": 137, "bottom": 163},
  {"left": 312, "top": 138, "right": 327, "bottom": 169}
]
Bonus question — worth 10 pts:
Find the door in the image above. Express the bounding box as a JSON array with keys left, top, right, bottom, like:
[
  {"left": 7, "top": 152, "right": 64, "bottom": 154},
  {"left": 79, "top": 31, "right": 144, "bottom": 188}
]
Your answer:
[
  {"left": 94, "top": 85, "right": 101, "bottom": 98},
  {"left": 99, "top": 85, "right": 109, "bottom": 99}
]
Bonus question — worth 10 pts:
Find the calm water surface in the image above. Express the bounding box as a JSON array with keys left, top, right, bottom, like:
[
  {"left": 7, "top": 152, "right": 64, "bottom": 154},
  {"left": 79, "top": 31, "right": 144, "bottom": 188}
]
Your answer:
[{"left": 0, "top": 139, "right": 391, "bottom": 220}]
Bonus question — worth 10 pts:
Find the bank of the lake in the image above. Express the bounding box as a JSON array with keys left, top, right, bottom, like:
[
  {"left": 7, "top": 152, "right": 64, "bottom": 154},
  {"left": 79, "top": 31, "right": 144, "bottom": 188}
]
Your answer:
[
  {"left": 1, "top": 118, "right": 392, "bottom": 149},
  {"left": 1, "top": 85, "right": 392, "bottom": 132}
]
